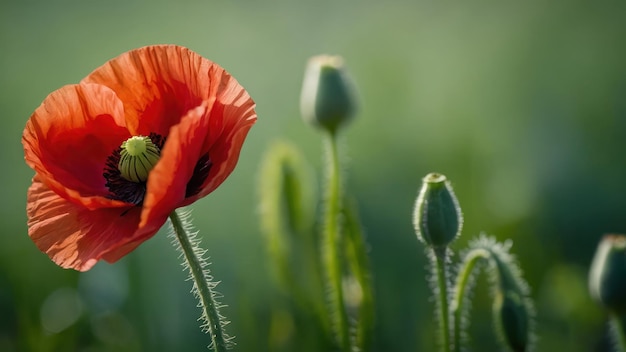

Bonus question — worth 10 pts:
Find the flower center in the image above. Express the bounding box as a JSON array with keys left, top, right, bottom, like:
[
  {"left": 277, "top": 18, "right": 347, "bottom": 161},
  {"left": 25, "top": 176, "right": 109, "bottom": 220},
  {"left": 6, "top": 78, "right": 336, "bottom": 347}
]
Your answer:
[
  {"left": 103, "top": 133, "right": 165, "bottom": 206},
  {"left": 118, "top": 136, "right": 161, "bottom": 182},
  {"left": 102, "top": 132, "right": 211, "bottom": 208}
]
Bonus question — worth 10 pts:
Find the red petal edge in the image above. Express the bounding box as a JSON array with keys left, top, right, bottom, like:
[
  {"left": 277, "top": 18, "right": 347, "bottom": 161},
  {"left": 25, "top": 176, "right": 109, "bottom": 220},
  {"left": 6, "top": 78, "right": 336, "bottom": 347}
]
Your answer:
[
  {"left": 185, "top": 67, "right": 257, "bottom": 204},
  {"left": 82, "top": 45, "right": 214, "bottom": 138},
  {"left": 23, "top": 83, "right": 131, "bottom": 210},
  {"left": 27, "top": 175, "right": 163, "bottom": 271}
]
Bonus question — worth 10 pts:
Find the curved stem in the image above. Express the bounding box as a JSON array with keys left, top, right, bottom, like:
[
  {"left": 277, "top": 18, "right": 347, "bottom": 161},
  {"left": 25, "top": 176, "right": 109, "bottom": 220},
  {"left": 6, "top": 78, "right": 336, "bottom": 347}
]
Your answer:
[
  {"left": 169, "top": 210, "right": 228, "bottom": 352},
  {"left": 322, "top": 131, "right": 351, "bottom": 351},
  {"left": 433, "top": 251, "right": 451, "bottom": 352},
  {"left": 450, "top": 248, "right": 490, "bottom": 352}
]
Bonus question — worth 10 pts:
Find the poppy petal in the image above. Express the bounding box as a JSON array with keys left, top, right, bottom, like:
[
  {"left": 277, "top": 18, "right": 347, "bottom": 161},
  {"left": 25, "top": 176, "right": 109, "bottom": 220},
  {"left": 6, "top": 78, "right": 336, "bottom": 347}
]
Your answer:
[
  {"left": 137, "top": 100, "right": 216, "bottom": 233},
  {"left": 82, "top": 45, "right": 219, "bottom": 138},
  {"left": 23, "top": 83, "right": 131, "bottom": 209},
  {"left": 27, "top": 175, "right": 154, "bottom": 271},
  {"left": 135, "top": 60, "right": 238, "bottom": 234},
  {"left": 183, "top": 73, "right": 257, "bottom": 204}
]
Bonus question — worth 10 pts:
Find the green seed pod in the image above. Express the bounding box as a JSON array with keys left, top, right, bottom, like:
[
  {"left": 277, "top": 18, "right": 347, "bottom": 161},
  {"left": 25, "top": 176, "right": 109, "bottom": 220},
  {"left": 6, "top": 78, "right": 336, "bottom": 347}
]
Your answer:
[
  {"left": 493, "top": 289, "right": 530, "bottom": 352},
  {"left": 412, "top": 173, "right": 463, "bottom": 253},
  {"left": 119, "top": 136, "right": 161, "bottom": 182},
  {"left": 300, "top": 55, "right": 357, "bottom": 133},
  {"left": 589, "top": 234, "right": 626, "bottom": 315}
]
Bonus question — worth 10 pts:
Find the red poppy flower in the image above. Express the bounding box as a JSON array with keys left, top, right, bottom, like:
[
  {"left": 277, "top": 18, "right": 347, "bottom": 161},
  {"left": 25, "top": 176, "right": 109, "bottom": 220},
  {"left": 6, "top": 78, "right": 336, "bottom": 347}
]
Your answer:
[{"left": 23, "top": 45, "right": 257, "bottom": 271}]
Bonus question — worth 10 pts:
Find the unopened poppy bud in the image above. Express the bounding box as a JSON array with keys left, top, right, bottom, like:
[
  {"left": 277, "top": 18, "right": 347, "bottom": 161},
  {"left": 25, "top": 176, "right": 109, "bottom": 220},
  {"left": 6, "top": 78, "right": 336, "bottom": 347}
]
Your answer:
[
  {"left": 413, "top": 173, "right": 462, "bottom": 253},
  {"left": 300, "top": 55, "right": 356, "bottom": 133},
  {"left": 119, "top": 136, "right": 161, "bottom": 182},
  {"left": 589, "top": 234, "right": 626, "bottom": 315},
  {"left": 493, "top": 289, "right": 530, "bottom": 352}
]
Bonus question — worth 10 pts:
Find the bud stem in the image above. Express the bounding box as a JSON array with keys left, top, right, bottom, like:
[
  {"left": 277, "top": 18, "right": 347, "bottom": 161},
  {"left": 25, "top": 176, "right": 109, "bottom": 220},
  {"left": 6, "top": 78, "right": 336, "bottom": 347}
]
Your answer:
[
  {"left": 611, "top": 313, "right": 626, "bottom": 352},
  {"left": 169, "top": 210, "right": 229, "bottom": 351},
  {"left": 432, "top": 250, "right": 452, "bottom": 352},
  {"left": 450, "top": 248, "right": 490, "bottom": 352},
  {"left": 451, "top": 236, "right": 535, "bottom": 352},
  {"left": 322, "top": 131, "right": 351, "bottom": 352}
]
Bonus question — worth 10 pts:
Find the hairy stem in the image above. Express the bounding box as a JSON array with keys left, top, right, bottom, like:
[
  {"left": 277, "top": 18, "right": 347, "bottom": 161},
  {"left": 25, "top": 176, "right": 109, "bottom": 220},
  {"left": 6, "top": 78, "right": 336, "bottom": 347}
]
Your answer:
[
  {"left": 169, "top": 210, "right": 229, "bottom": 352},
  {"left": 450, "top": 248, "right": 490, "bottom": 352},
  {"left": 322, "top": 131, "right": 351, "bottom": 351},
  {"left": 433, "top": 250, "right": 451, "bottom": 352},
  {"left": 611, "top": 313, "right": 626, "bottom": 352},
  {"left": 344, "top": 198, "right": 375, "bottom": 352}
]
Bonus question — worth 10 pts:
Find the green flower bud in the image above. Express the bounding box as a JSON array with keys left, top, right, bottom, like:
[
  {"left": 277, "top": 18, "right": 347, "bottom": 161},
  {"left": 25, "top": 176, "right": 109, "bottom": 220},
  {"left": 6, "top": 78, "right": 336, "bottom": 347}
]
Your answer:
[
  {"left": 412, "top": 173, "right": 463, "bottom": 253},
  {"left": 589, "top": 234, "right": 626, "bottom": 315},
  {"left": 300, "top": 55, "right": 356, "bottom": 133},
  {"left": 493, "top": 289, "right": 530, "bottom": 352},
  {"left": 119, "top": 136, "right": 161, "bottom": 182}
]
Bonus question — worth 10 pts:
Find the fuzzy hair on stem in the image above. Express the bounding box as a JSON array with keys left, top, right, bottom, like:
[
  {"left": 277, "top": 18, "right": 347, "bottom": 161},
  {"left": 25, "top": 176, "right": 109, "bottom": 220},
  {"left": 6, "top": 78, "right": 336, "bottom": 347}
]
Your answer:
[
  {"left": 450, "top": 248, "right": 488, "bottom": 352},
  {"left": 169, "top": 209, "right": 233, "bottom": 351},
  {"left": 451, "top": 234, "right": 536, "bottom": 352},
  {"left": 426, "top": 247, "right": 453, "bottom": 352},
  {"left": 321, "top": 131, "right": 352, "bottom": 352}
]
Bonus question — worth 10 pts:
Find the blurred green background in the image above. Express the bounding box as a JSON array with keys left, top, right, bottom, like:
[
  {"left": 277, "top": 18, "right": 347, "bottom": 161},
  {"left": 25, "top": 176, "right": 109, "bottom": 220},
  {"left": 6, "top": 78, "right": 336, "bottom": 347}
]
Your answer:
[{"left": 2, "top": 0, "right": 626, "bottom": 351}]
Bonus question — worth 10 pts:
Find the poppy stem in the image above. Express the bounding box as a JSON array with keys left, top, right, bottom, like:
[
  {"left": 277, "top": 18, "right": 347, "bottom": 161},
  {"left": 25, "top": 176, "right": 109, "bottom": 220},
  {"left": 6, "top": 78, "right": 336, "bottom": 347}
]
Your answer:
[
  {"left": 610, "top": 313, "right": 626, "bottom": 352},
  {"left": 169, "top": 210, "right": 230, "bottom": 352},
  {"left": 432, "top": 250, "right": 452, "bottom": 352},
  {"left": 322, "top": 131, "right": 351, "bottom": 352},
  {"left": 450, "top": 248, "right": 490, "bottom": 352}
]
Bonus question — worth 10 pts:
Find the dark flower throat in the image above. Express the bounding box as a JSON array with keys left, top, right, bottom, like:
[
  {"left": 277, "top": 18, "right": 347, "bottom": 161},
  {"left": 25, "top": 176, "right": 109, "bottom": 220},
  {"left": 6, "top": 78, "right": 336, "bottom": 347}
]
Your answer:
[{"left": 103, "top": 133, "right": 212, "bottom": 205}]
